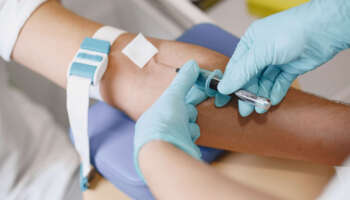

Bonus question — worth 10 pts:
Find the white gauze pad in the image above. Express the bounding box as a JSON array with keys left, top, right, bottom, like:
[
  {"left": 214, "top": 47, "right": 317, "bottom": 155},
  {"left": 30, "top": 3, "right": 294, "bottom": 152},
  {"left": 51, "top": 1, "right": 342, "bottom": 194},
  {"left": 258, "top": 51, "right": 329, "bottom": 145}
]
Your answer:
[{"left": 122, "top": 33, "right": 158, "bottom": 68}]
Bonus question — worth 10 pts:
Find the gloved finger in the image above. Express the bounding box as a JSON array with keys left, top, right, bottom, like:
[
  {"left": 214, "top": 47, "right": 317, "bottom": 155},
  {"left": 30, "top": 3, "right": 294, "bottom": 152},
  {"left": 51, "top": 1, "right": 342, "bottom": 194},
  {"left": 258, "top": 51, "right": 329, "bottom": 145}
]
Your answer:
[
  {"left": 205, "top": 69, "right": 232, "bottom": 107},
  {"left": 238, "top": 100, "right": 254, "bottom": 117},
  {"left": 187, "top": 104, "right": 198, "bottom": 123},
  {"left": 218, "top": 46, "right": 269, "bottom": 95},
  {"left": 216, "top": 39, "right": 249, "bottom": 95},
  {"left": 188, "top": 123, "right": 200, "bottom": 142},
  {"left": 255, "top": 66, "right": 280, "bottom": 114},
  {"left": 238, "top": 77, "right": 259, "bottom": 117},
  {"left": 214, "top": 93, "right": 231, "bottom": 107},
  {"left": 230, "top": 38, "right": 249, "bottom": 62},
  {"left": 188, "top": 143, "right": 202, "bottom": 160},
  {"left": 167, "top": 60, "right": 200, "bottom": 98},
  {"left": 185, "top": 86, "right": 208, "bottom": 106},
  {"left": 270, "top": 71, "right": 297, "bottom": 105}
]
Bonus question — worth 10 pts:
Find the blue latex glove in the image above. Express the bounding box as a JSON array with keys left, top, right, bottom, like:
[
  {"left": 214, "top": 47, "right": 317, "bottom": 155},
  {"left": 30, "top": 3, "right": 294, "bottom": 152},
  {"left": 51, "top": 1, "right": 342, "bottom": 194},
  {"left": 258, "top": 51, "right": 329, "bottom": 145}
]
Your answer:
[
  {"left": 186, "top": 69, "right": 231, "bottom": 107},
  {"left": 134, "top": 60, "right": 203, "bottom": 180},
  {"left": 218, "top": 0, "right": 350, "bottom": 117}
]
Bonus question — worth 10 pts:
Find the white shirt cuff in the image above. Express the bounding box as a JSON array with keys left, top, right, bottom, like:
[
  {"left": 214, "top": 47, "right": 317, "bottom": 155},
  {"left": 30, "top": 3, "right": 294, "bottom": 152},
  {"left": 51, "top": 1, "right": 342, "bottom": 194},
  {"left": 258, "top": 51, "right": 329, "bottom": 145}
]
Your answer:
[{"left": 0, "top": 0, "right": 48, "bottom": 61}]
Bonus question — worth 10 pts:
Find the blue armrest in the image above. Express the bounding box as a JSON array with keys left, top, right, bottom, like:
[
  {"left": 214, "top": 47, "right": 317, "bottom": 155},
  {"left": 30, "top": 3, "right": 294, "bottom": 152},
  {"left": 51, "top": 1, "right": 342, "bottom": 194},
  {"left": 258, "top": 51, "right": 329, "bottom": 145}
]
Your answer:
[{"left": 84, "top": 23, "right": 240, "bottom": 199}]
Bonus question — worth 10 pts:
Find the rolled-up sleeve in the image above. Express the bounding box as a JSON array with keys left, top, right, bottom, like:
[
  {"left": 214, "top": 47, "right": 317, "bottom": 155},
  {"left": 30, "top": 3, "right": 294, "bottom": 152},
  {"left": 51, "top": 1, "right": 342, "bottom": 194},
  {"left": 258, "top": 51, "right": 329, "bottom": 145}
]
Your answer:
[{"left": 0, "top": 0, "right": 47, "bottom": 61}]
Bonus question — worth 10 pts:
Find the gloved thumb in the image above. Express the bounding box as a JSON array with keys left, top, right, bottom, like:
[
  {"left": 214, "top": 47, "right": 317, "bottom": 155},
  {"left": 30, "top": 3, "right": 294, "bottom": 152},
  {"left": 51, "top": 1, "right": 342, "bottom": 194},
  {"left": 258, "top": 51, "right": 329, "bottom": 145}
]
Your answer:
[
  {"left": 168, "top": 60, "right": 200, "bottom": 98},
  {"left": 218, "top": 48, "right": 267, "bottom": 95}
]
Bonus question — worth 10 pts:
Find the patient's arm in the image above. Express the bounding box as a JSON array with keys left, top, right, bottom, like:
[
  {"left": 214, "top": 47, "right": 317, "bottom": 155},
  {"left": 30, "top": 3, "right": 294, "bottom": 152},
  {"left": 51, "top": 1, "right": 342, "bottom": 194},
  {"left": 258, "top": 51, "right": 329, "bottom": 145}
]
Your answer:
[
  {"left": 13, "top": 1, "right": 350, "bottom": 165},
  {"left": 106, "top": 33, "right": 350, "bottom": 165}
]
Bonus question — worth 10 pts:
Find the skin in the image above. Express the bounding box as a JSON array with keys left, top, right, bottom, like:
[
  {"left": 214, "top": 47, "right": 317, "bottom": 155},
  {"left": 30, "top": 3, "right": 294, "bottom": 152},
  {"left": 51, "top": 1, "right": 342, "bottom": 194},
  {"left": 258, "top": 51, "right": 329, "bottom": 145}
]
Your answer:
[
  {"left": 139, "top": 141, "right": 279, "bottom": 200},
  {"left": 12, "top": 0, "right": 350, "bottom": 168}
]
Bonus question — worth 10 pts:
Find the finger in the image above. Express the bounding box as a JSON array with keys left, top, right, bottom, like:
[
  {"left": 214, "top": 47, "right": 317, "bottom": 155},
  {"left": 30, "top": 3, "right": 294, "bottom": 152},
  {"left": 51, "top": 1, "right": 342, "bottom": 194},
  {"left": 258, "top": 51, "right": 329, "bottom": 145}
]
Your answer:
[
  {"left": 167, "top": 60, "right": 200, "bottom": 98},
  {"left": 214, "top": 93, "right": 231, "bottom": 107},
  {"left": 188, "top": 123, "right": 200, "bottom": 142},
  {"left": 238, "top": 101, "right": 254, "bottom": 117},
  {"left": 210, "top": 69, "right": 232, "bottom": 107},
  {"left": 270, "top": 71, "right": 297, "bottom": 105},
  {"left": 185, "top": 86, "right": 208, "bottom": 106},
  {"left": 187, "top": 104, "right": 198, "bottom": 123},
  {"left": 230, "top": 38, "right": 249, "bottom": 61},
  {"left": 238, "top": 78, "right": 259, "bottom": 117},
  {"left": 217, "top": 40, "right": 249, "bottom": 95},
  {"left": 255, "top": 66, "right": 280, "bottom": 114},
  {"left": 189, "top": 143, "right": 202, "bottom": 160},
  {"left": 218, "top": 46, "right": 269, "bottom": 95}
]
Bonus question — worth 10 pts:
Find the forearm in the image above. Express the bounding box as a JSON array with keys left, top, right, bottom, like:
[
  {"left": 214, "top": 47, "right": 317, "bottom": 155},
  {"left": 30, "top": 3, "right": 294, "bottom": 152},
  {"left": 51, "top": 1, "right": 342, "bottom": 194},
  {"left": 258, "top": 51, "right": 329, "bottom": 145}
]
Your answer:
[
  {"left": 13, "top": 1, "right": 350, "bottom": 165},
  {"left": 197, "top": 89, "right": 350, "bottom": 165},
  {"left": 104, "top": 35, "right": 350, "bottom": 165},
  {"left": 139, "top": 141, "right": 277, "bottom": 200}
]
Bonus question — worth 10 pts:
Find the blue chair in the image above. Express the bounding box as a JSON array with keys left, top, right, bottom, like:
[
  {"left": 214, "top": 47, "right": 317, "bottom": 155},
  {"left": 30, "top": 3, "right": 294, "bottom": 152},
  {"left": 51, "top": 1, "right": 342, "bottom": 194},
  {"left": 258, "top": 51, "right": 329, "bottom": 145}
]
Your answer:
[{"left": 85, "top": 23, "right": 240, "bottom": 199}]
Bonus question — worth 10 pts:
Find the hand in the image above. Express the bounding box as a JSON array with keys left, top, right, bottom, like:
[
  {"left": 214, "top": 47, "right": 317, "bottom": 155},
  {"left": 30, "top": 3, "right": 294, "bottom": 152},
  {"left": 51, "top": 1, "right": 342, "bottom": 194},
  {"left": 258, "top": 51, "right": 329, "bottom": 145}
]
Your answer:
[
  {"left": 218, "top": 0, "right": 350, "bottom": 117},
  {"left": 134, "top": 60, "right": 203, "bottom": 180}
]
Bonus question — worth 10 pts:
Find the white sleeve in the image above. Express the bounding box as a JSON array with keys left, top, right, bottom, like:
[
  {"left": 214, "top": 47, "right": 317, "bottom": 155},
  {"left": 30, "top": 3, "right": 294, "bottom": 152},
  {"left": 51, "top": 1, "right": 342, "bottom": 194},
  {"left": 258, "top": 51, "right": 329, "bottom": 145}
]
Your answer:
[{"left": 0, "top": 0, "right": 48, "bottom": 61}]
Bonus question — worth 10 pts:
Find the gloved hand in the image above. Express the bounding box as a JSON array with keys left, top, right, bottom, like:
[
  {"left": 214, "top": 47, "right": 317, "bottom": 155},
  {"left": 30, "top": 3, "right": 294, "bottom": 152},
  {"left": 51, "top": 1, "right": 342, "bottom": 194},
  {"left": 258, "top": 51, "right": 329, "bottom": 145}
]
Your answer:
[
  {"left": 134, "top": 60, "right": 202, "bottom": 180},
  {"left": 218, "top": 0, "right": 350, "bottom": 117}
]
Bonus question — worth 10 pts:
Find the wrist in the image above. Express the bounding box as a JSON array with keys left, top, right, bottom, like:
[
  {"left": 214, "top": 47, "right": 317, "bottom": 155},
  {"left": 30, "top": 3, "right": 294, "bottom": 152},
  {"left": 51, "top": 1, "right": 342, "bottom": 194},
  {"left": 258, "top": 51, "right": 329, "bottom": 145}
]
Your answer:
[
  {"left": 135, "top": 140, "right": 173, "bottom": 182},
  {"left": 139, "top": 140, "right": 174, "bottom": 164},
  {"left": 134, "top": 130, "right": 202, "bottom": 171},
  {"left": 140, "top": 140, "right": 173, "bottom": 155}
]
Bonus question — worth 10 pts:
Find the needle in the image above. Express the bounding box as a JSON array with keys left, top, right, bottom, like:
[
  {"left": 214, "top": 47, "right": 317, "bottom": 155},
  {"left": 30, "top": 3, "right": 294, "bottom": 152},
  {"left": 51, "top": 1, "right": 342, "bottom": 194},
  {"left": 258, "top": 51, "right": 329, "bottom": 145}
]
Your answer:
[{"left": 176, "top": 68, "right": 271, "bottom": 111}]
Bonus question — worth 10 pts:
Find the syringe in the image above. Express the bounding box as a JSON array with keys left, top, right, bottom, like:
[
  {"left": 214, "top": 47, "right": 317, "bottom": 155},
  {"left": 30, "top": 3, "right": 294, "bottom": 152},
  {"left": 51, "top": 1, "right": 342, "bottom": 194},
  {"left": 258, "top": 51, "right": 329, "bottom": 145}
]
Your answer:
[{"left": 176, "top": 68, "right": 271, "bottom": 111}]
